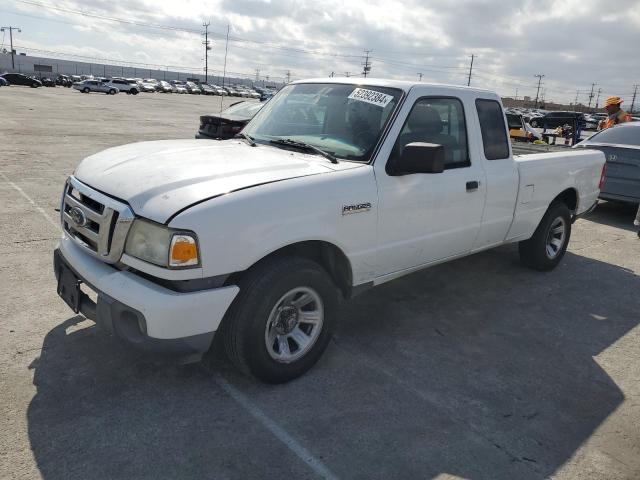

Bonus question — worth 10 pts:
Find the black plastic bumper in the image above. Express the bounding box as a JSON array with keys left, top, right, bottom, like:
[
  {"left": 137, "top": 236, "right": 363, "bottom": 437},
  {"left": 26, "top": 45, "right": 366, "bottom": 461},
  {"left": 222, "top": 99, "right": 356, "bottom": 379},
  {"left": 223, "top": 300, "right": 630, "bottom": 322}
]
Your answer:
[{"left": 53, "top": 248, "right": 214, "bottom": 362}]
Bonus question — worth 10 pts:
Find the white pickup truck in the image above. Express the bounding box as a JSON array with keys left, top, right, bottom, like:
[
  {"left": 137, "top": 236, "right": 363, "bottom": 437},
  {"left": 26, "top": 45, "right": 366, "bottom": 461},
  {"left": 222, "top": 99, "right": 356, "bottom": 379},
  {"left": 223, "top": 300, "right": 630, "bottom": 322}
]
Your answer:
[{"left": 54, "top": 79, "right": 605, "bottom": 383}]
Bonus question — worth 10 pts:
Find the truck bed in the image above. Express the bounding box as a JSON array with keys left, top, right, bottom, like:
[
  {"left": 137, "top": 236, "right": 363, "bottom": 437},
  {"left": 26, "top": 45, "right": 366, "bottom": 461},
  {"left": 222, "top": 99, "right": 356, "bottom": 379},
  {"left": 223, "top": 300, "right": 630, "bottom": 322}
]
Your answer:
[{"left": 512, "top": 143, "right": 573, "bottom": 156}]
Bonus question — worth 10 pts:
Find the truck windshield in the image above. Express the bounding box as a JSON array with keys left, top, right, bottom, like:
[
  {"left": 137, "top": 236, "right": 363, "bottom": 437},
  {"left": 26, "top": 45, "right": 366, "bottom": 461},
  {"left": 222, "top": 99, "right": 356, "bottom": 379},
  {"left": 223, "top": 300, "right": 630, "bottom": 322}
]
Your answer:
[{"left": 242, "top": 83, "right": 403, "bottom": 162}]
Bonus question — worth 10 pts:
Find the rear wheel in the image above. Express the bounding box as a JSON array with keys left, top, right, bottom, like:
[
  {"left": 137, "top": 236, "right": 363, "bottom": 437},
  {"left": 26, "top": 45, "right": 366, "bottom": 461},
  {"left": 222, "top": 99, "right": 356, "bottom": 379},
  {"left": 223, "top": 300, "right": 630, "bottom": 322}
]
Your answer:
[
  {"left": 530, "top": 120, "right": 539, "bottom": 128},
  {"left": 519, "top": 202, "right": 572, "bottom": 271},
  {"left": 131, "top": 89, "right": 138, "bottom": 95},
  {"left": 108, "top": 89, "right": 116, "bottom": 95},
  {"left": 82, "top": 87, "right": 90, "bottom": 93},
  {"left": 222, "top": 257, "right": 339, "bottom": 383}
]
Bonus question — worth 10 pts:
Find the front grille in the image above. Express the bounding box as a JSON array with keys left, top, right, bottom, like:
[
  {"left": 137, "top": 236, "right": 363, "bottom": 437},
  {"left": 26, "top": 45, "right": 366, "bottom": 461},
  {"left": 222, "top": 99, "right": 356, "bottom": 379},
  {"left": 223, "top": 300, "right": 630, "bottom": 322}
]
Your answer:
[{"left": 61, "top": 176, "right": 135, "bottom": 263}]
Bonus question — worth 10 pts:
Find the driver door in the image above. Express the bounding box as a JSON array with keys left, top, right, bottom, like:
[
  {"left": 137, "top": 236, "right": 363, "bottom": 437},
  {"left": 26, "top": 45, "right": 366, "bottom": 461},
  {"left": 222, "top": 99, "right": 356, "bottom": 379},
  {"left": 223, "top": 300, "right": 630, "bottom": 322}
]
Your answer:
[{"left": 374, "top": 93, "right": 487, "bottom": 276}]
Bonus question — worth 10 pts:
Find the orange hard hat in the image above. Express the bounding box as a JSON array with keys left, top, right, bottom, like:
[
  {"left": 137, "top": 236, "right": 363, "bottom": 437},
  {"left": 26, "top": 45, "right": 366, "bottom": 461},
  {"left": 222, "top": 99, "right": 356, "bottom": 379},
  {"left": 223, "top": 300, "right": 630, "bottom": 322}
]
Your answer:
[{"left": 604, "top": 96, "right": 623, "bottom": 107}]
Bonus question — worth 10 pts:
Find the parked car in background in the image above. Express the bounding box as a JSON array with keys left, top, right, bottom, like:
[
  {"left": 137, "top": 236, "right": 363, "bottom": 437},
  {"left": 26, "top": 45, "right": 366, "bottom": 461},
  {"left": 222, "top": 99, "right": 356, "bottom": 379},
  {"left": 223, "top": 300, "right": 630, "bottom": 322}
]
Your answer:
[
  {"left": 1, "top": 73, "right": 42, "bottom": 88},
  {"left": 138, "top": 82, "right": 157, "bottom": 93},
  {"left": 158, "top": 81, "right": 173, "bottom": 93},
  {"left": 196, "top": 100, "right": 265, "bottom": 139},
  {"left": 529, "top": 111, "right": 586, "bottom": 129},
  {"left": 583, "top": 114, "right": 599, "bottom": 130},
  {"left": 109, "top": 78, "right": 140, "bottom": 95},
  {"left": 72, "top": 79, "right": 119, "bottom": 94},
  {"left": 575, "top": 123, "right": 640, "bottom": 204},
  {"left": 200, "top": 84, "right": 216, "bottom": 95},
  {"left": 185, "top": 82, "right": 201, "bottom": 94},
  {"left": 56, "top": 75, "right": 72, "bottom": 87},
  {"left": 175, "top": 84, "right": 188, "bottom": 94},
  {"left": 39, "top": 77, "right": 56, "bottom": 87}
]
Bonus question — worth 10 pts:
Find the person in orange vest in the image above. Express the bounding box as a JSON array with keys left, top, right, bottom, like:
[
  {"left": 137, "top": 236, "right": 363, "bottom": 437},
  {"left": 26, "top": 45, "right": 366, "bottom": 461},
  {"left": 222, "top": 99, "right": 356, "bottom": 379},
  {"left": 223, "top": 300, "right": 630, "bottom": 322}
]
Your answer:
[{"left": 598, "top": 96, "right": 632, "bottom": 130}]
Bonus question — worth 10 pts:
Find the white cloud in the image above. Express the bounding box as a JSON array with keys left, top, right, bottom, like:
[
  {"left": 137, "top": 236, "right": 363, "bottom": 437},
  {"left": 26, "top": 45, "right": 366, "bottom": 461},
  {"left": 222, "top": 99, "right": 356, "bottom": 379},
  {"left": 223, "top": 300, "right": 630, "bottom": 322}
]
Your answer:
[{"left": 8, "top": 0, "right": 640, "bottom": 103}]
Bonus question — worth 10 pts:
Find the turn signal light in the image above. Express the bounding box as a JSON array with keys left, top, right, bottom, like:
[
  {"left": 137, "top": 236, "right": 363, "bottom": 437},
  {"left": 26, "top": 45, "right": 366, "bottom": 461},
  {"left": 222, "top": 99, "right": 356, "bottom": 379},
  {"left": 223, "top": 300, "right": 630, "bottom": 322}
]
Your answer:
[{"left": 169, "top": 235, "right": 199, "bottom": 267}]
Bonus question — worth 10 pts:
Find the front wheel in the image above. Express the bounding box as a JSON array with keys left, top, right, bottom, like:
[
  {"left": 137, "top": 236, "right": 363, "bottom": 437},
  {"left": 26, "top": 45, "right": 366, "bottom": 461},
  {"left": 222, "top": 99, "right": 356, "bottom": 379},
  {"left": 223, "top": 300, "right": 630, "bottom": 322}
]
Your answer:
[
  {"left": 221, "top": 257, "right": 339, "bottom": 383},
  {"left": 519, "top": 202, "right": 572, "bottom": 271},
  {"left": 108, "top": 89, "right": 116, "bottom": 95},
  {"left": 530, "top": 120, "right": 539, "bottom": 128},
  {"left": 82, "top": 87, "right": 90, "bottom": 93}
]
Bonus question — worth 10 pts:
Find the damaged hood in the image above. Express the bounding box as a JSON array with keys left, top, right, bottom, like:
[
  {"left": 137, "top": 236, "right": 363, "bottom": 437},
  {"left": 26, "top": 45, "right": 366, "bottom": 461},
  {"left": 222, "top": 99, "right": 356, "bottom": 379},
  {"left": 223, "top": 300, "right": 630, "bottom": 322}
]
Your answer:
[{"left": 74, "top": 139, "right": 340, "bottom": 223}]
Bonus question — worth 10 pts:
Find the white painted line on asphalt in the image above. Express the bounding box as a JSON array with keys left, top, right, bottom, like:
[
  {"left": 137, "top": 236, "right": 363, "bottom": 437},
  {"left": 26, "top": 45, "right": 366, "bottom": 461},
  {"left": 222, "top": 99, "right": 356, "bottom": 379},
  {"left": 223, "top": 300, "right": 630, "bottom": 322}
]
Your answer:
[
  {"left": 0, "top": 172, "right": 60, "bottom": 231},
  {"left": 215, "top": 375, "right": 338, "bottom": 480}
]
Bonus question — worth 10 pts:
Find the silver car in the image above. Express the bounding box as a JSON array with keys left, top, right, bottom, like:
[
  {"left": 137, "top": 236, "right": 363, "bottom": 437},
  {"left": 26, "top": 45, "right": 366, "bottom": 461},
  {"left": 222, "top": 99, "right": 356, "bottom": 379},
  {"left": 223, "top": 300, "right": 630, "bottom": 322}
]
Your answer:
[{"left": 73, "top": 79, "right": 119, "bottom": 95}]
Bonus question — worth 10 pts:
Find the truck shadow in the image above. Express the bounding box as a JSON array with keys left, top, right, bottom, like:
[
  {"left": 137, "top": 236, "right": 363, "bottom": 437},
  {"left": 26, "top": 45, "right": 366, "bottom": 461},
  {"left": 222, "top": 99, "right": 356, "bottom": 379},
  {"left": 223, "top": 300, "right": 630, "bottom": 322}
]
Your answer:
[
  {"left": 582, "top": 200, "right": 638, "bottom": 232},
  {"left": 27, "top": 247, "right": 639, "bottom": 479}
]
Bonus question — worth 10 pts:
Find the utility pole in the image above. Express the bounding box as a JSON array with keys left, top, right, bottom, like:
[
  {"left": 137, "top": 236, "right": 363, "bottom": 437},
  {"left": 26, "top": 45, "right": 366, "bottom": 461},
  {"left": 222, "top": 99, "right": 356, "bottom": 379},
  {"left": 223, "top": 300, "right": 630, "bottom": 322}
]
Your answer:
[
  {"left": 417, "top": 73, "right": 423, "bottom": 82},
  {"left": 514, "top": 88, "right": 518, "bottom": 101},
  {"left": 285, "top": 70, "right": 291, "bottom": 84},
  {"left": 574, "top": 90, "right": 580, "bottom": 110},
  {"left": 254, "top": 68, "right": 260, "bottom": 83},
  {"left": 362, "top": 50, "right": 372, "bottom": 78},
  {"left": 467, "top": 54, "right": 475, "bottom": 86},
  {"left": 345, "top": 72, "right": 350, "bottom": 77},
  {"left": 630, "top": 84, "right": 638, "bottom": 114},
  {"left": 221, "top": 24, "right": 230, "bottom": 88},
  {"left": 587, "top": 83, "right": 597, "bottom": 110},
  {"left": 594, "top": 87, "right": 602, "bottom": 109},
  {"left": 533, "top": 74, "right": 545, "bottom": 108},
  {"left": 202, "top": 21, "right": 211, "bottom": 84},
  {"left": 1, "top": 26, "right": 21, "bottom": 70}
]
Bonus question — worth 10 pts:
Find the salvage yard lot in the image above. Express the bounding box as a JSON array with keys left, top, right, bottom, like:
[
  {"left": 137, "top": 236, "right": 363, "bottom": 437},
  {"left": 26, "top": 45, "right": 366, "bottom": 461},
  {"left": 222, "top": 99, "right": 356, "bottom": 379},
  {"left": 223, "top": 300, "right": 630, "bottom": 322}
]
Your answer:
[{"left": 1, "top": 86, "right": 639, "bottom": 480}]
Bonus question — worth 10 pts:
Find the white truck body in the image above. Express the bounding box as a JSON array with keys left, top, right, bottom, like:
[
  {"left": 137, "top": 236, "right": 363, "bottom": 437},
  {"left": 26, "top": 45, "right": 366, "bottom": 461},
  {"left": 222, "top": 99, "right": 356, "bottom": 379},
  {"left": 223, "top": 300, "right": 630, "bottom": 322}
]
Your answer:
[{"left": 55, "top": 78, "right": 604, "bottom": 381}]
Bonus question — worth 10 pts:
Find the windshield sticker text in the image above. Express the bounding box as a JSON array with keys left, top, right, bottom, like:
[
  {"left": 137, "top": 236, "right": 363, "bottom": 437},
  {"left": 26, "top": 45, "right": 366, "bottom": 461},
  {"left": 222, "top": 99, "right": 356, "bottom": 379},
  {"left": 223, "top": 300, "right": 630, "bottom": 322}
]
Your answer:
[{"left": 347, "top": 88, "right": 393, "bottom": 108}]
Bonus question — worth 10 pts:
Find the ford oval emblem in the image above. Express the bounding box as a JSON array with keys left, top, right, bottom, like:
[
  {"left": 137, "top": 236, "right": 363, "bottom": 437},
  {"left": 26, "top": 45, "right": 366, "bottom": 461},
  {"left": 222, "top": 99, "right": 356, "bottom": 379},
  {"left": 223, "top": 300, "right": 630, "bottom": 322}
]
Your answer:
[{"left": 68, "top": 206, "right": 88, "bottom": 227}]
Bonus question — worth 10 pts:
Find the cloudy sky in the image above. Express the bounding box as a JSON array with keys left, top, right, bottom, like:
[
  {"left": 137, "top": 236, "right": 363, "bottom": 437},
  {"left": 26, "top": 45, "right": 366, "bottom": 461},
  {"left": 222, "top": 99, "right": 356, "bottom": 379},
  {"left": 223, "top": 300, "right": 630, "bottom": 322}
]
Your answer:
[{"left": 2, "top": 0, "right": 639, "bottom": 104}]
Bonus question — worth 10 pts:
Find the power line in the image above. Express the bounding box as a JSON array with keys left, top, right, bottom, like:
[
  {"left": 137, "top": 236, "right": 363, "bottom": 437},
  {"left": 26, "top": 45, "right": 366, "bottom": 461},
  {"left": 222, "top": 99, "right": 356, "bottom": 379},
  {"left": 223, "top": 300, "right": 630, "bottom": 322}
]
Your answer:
[{"left": 467, "top": 54, "right": 474, "bottom": 86}]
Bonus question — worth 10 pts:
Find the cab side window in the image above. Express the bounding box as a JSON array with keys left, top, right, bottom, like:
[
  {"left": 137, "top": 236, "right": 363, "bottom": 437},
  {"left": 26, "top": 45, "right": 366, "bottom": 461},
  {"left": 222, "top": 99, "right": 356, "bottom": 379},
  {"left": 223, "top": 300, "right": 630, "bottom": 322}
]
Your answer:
[
  {"left": 393, "top": 97, "right": 470, "bottom": 169},
  {"left": 475, "top": 99, "right": 509, "bottom": 160}
]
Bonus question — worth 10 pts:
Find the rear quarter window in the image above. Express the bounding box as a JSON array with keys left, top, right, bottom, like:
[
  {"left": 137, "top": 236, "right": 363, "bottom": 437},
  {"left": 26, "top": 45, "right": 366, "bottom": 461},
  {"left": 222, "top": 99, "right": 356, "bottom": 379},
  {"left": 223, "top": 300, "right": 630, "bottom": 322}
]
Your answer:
[
  {"left": 476, "top": 99, "right": 510, "bottom": 160},
  {"left": 586, "top": 125, "right": 640, "bottom": 147}
]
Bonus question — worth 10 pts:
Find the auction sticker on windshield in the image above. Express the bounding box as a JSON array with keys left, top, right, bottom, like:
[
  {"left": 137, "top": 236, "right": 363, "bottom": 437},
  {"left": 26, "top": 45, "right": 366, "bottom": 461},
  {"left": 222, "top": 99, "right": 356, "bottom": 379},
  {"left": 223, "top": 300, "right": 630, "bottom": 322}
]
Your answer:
[{"left": 348, "top": 88, "right": 393, "bottom": 108}]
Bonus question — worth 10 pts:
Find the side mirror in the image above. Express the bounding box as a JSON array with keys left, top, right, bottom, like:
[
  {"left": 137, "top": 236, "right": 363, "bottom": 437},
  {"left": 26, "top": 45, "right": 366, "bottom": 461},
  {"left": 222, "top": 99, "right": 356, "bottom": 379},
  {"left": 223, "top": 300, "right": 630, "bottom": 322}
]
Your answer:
[{"left": 390, "top": 142, "right": 445, "bottom": 175}]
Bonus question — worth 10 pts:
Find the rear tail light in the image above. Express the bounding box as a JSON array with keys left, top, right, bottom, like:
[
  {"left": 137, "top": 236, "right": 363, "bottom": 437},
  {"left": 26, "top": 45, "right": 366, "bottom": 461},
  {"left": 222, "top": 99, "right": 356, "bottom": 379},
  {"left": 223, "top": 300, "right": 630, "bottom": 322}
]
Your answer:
[{"left": 598, "top": 163, "right": 607, "bottom": 190}]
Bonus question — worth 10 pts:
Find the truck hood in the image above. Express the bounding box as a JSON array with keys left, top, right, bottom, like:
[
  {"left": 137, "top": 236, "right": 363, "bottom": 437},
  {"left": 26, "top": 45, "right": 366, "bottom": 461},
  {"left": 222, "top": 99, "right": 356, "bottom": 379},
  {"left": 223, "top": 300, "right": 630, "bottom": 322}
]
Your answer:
[{"left": 74, "top": 139, "right": 344, "bottom": 223}]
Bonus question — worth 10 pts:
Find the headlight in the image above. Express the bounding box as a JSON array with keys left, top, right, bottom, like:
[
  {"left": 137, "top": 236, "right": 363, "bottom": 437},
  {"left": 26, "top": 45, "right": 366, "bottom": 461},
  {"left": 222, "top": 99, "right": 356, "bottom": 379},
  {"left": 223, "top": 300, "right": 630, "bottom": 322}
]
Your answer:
[{"left": 124, "top": 219, "right": 199, "bottom": 268}]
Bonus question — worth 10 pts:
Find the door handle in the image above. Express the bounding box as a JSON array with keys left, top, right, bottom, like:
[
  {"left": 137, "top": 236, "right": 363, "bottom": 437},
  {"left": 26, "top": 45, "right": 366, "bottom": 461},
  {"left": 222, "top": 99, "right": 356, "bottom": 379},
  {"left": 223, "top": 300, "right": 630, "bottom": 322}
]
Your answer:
[{"left": 466, "top": 181, "right": 479, "bottom": 191}]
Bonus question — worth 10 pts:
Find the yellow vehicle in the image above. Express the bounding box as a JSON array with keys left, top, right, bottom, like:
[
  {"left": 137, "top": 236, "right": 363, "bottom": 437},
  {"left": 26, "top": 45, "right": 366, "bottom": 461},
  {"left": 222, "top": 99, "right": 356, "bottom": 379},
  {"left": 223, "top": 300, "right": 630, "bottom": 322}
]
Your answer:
[{"left": 507, "top": 113, "right": 535, "bottom": 142}]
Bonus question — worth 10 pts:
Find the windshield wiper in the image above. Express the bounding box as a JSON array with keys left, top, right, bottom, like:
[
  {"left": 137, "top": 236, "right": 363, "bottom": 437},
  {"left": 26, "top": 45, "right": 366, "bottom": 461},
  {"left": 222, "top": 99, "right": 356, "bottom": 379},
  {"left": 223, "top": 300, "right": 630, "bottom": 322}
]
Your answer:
[
  {"left": 269, "top": 138, "right": 338, "bottom": 164},
  {"left": 235, "top": 132, "right": 256, "bottom": 147}
]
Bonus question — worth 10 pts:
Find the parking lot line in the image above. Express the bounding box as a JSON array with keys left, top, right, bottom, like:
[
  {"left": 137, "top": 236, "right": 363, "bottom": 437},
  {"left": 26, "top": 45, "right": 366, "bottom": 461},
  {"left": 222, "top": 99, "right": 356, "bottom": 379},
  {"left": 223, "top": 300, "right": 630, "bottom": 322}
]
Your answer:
[
  {"left": 215, "top": 375, "right": 338, "bottom": 480},
  {"left": 0, "top": 172, "right": 60, "bottom": 231}
]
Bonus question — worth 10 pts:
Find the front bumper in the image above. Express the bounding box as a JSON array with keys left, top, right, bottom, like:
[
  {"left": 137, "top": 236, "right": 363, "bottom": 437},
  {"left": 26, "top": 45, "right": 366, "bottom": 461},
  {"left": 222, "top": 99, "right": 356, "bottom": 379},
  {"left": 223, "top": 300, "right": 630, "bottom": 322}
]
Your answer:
[{"left": 54, "top": 236, "right": 239, "bottom": 360}]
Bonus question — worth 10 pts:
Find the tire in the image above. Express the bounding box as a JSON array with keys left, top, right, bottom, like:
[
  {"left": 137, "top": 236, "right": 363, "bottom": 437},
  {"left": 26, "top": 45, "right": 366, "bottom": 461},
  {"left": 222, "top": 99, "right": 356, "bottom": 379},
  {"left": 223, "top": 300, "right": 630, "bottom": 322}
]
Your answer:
[
  {"left": 519, "top": 201, "right": 572, "bottom": 271},
  {"left": 222, "top": 257, "right": 339, "bottom": 383},
  {"left": 82, "top": 87, "right": 90, "bottom": 93},
  {"left": 530, "top": 120, "right": 539, "bottom": 128},
  {"left": 108, "top": 89, "right": 116, "bottom": 95},
  {"left": 131, "top": 90, "right": 138, "bottom": 95}
]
